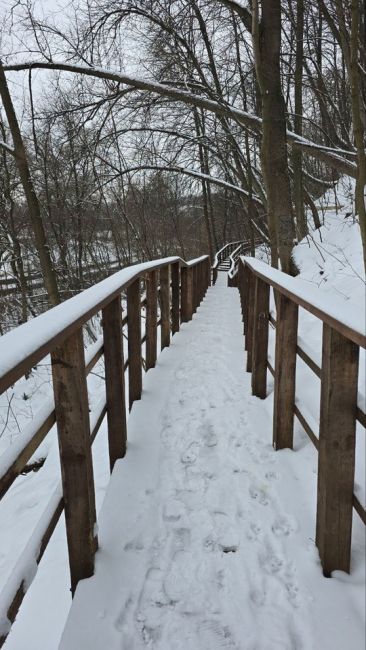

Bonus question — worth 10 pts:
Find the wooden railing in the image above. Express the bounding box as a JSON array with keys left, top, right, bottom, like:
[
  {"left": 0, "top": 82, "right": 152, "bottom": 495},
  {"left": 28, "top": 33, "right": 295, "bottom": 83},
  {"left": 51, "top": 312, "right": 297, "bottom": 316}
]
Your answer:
[
  {"left": 212, "top": 241, "right": 243, "bottom": 284},
  {"left": 0, "top": 254, "right": 210, "bottom": 646},
  {"left": 238, "top": 256, "right": 366, "bottom": 577},
  {"left": 227, "top": 239, "right": 262, "bottom": 287}
]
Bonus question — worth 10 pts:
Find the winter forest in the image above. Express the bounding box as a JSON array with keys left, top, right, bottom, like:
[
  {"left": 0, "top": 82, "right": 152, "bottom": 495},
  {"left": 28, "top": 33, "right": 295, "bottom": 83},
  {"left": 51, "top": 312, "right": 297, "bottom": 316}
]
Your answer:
[{"left": 0, "top": 1, "right": 365, "bottom": 649}]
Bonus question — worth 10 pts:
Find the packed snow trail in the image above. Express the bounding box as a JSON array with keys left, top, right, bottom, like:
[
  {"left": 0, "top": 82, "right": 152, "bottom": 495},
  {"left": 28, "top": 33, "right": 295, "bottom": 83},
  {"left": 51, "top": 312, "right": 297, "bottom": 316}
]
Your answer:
[{"left": 59, "top": 274, "right": 365, "bottom": 650}]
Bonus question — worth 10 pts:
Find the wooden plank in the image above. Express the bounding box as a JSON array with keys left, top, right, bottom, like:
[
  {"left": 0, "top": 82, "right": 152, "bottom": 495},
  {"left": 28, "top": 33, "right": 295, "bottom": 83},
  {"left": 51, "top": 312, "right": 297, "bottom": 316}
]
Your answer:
[
  {"left": 160, "top": 266, "right": 171, "bottom": 350},
  {"left": 0, "top": 397, "right": 108, "bottom": 648},
  {"left": 201, "top": 261, "right": 206, "bottom": 301},
  {"left": 198, "top": 262, "right": 203, "bottom": 304},
  {"left": 192, "top": 265, "right": 197, "bottom": 313},
  {"left": 296, "top": 344, "right": 321, "bottom": 378},
  {"left": 294, "top": 405, "right": 319, "bottom": 450},
  {"left": 0, "top": 410, "right": 56, "bottom": 500},
  {"left": 356, "top": 405, "right": 366, "bottom": 428},
  {"left": 316, "top": 323, "right": 359, "bottom": 576},
  {"left": 197, "top": 263, "right": 201, "bottom": 305},
  {"left": 245, "top": 270, "right": 256, "bottom": 371},
  {"left": 51, "top": 329, "right": 97, "bottom": 595},
  {"left": 102, "top": 296, "right": 127, "bottom": 469},
  {"left": 181, "top": 267, "right": 193, "bottom": 322},
  {"left": 0, "top": 338, "right": 106, "bottom": 500},
  {"left": 244, "top": 259, "right": 366, "bottom": 349},
  {"left": 146, "top": 270, "right": 158, "bottom": 369},
  {"left": 272, "top": 292, "right": 298, "bottom": 450},
  {"left": 242, "top": 264, "right": 250, "bottom": 336},
  {"left": 206, "top": 257, "right": 211, "bottom": 290},
  {"left": 353, "top": 495, "right": 366, "bottom": 525},
  {"left": 171, "top": 262, "right": 180, "bottom": 334},
  {"left": 85, "top": 342, "right": 104, "bottom": 375},
  {"left": 127, "top": 278, "right": 142, "bottom": 410},
  {"left": 238, "top": 261, "right": 244, "bottom": 328},
  {"left": 0, "top": 258, "right": 183, "bottom": 395},
  {"left": 251, "top": 277, "right": 270, "bottom": 399}
]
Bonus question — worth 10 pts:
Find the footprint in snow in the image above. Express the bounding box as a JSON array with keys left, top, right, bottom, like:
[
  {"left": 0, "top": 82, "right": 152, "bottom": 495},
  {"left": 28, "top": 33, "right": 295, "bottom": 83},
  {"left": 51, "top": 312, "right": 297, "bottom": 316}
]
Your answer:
[
  {"left": 246, "top": 522, "right": 262, "bottom": 542},
  {"left": 181, "top": 442, "right": 199, "bottom": 465},
  {"left": 163, "top": 550, "right": 199, "bottom": 603},
  {"left": 135, "top": 567, "right": 168, "bottom": 641},
  {"left": 265, "top": 470, "right": 280, "bottom": 481},
  {"left": 249, "top": 483, "right": 270, "bottom": 506},
  {"left": 208, "top": 512, "right": 240, "bottom": 553},
  {"left": 124, "top": 536, "right": 144, "bottom": 552},
  {"left": 249, "top": 584, "right": 267, "bottom": 607},
  {"left": 202, "top": 426, "right": 218, "bottom": 448},
  {"left": 162, "top": 500, "right": 186, "bottom": 522},
  {"left": 271, "top": 515, "right": 298, "bottom": 538},
  {"left": 172, "top": 526, "right": 191, "bottom": 550},
  {"left": 260, "top": 550, "right": 285, "bottom": 576},
  {"left": 197, "top": 619, "right": 236, "bottom": 648}
]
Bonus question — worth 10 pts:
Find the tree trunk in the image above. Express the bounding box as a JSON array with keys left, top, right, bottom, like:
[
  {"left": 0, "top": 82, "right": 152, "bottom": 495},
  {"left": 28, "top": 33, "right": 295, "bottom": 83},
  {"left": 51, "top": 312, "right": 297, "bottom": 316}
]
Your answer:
[
  {"left": 252, "top": 0, "right": 297, "bottom": 274},
  {"left": 0, "top": 65, "right": 60, "bottom": 306},
  {"left": 293, "top": 0, "right": 307, "bottom": 240},
  {"left": 350, "top": 0, "right": 366, "bottom": 272}
]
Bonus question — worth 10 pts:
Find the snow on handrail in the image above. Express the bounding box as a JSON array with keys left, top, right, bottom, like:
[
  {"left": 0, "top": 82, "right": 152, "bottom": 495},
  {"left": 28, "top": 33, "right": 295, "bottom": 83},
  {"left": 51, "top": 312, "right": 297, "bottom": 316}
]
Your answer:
[
  {"left": 242, "top": 256, "right": 366, "bottom": 348},
  {"left": 228, "top": 243, "right": 245, "bottom": 279},
  {"left": 0, "top": 255, "right": 208, "bottom": 394}
]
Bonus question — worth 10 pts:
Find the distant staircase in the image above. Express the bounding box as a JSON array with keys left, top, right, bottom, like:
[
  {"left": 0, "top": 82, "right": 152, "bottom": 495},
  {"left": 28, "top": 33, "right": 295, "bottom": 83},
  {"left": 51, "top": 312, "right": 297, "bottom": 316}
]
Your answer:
[
  {"left": 212, "top": 239, "right": 262, "bottom": 285},
  {"left": 218, "top": 258, "right": 231, "bottom": 271}
]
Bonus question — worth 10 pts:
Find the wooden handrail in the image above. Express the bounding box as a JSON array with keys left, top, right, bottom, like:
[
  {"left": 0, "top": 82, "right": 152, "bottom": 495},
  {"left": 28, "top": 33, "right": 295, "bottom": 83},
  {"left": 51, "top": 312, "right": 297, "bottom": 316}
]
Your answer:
[
  {"left": 0, "top": 253, "right": 211, "bottom": 647},
  {"left": 212, "top": 241, "right": 243, "bottom": 269},
  {"left": 243, "top": 256, "right": 365, "bottom": 348},
  {"left": 238, "top": 257, "right": 365, "bottom": 579},
  {"left": 0, "top": 256, "right": 208, "bottom": 395}
]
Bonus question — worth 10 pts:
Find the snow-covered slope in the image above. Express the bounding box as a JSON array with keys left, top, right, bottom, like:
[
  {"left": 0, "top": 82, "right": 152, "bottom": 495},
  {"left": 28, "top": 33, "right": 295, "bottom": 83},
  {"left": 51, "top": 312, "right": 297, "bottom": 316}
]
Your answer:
[{"left": 294, "top": 177, "right": 365, "bottom": 319}]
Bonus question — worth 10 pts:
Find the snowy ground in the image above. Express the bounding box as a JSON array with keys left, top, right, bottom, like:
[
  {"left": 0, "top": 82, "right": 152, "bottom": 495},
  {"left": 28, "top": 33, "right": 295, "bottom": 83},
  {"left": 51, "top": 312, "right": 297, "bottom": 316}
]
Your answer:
[{"left": 58, "top": 274, "right": 365, "bottom": 650}]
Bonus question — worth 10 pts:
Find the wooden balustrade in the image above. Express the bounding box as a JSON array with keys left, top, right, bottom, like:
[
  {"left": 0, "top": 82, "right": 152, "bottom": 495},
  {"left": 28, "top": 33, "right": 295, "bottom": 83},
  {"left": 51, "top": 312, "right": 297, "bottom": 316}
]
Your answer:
[
  {"left": 212, "top": 239, "right": 262, "bottom": 286},
  {"left": 0, "top": 254, "right": 210, "bottom": 647},
  {"left": 238, "top": 256, "right": 366, "bottom": 577}
]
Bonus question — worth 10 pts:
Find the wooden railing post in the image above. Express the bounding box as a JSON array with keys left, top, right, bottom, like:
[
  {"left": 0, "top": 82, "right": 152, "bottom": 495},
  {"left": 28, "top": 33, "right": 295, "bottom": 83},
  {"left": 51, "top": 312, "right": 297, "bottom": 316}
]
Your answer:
[
  {"left": 242, "top": 264, "right": 250, "bottom": 335},
  {"left": 146, "top": 270, "right": 157, "bottom": 369},
  {"left": 206, "top": 257, "right": 211, "bottom": 289},
  {"left": 198, "top": 263, "right": 203, "bottom": 304},
  {"left": 251, "top": 277, "right": 270, "bottom": 399},
  {"left": 238, "top": 261, "right": 244, "bottom": 328},
  {"left": 127, "top": 278, "right": 142, "bottom": 410},
  {"left": 181, "top": 266, "right": 193, "bottom": 322},
  {"left": 197, "top": 264, "right": 201, "bottom": 305},
  {"left": 192, "top": 265, "right": 197, "bottom": 313},
  {"left": 160, "top": 265, "right": 170, "bottom": 350},
  {"left": 51, "top": 330, "right": 97, "bottom": 595},
  {"left": 316, "top": 324, "right": 359, "bottom": 576},
  {"left": 171, "top": 262, "right": 180, "bottom": 334},
  {"left": 102, "top": 296, "right": 127, "bottom": 469},
  {"left": 196, "top": 264, "right": 200, "bottom": 308},
  {"left": 272, "top": 292, "right": 298, "bottom": 450},
  {"left": 245, "top": 269, "right": 256, "bottom": 372}
]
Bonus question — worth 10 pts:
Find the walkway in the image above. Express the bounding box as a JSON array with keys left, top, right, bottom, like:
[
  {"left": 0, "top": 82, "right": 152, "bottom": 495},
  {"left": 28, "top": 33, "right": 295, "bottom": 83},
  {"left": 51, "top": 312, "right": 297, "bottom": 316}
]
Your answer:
[{"left": 59, "top": 275, "right": 365, "bottom": 650}]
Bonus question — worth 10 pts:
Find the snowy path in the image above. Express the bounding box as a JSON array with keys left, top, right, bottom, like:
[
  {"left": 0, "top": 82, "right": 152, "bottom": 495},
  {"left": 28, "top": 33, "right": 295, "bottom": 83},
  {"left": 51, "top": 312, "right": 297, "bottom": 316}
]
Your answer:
[{"left": 59, "top": 275, "right": 365, "bottom": 650}]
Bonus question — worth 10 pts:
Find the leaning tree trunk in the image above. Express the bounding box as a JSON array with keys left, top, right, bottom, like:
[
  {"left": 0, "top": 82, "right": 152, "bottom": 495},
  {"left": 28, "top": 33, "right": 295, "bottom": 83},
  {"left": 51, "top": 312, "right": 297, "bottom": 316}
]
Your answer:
[
  {"left": 293, "top": 0, "right": 307, "bottom": 240},
  {"left": 252, "top": 0, "right": 297, "bottom": 274},
  {"left": 0, "top": 64, "right": 60, "bottom": 306},
  {"left": 350, "top": 0, "right": 366, "bottom": 273}
]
